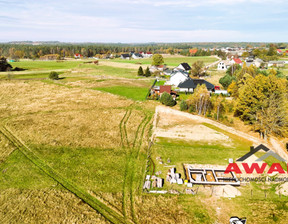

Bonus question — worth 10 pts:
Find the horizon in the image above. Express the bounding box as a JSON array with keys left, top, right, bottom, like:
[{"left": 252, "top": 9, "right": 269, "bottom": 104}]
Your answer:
[{"left": 0, "top": 0, "right": 287, "bottom": 43}]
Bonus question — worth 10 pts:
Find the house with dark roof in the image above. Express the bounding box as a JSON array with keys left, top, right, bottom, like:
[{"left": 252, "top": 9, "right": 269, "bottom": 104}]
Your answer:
[
  {"left": 120, "top": 54, "right": 130, "bottom": 60},
  {"left": 132, "top": 53, "right": 143, "bottom": 59},
  {"left": 174, "top": 63, "right": 191, "bottom": 72},
  {"left": 178, "top": 78, "right": 215, "bottom": 93}
]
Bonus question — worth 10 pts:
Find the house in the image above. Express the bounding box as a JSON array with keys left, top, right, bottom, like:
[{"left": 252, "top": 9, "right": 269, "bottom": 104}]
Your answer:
[
  {"left": 150, "top": 85, "right": 178, "bottom": 99},
  {"left": 168, "top": 70, "right": 189, "bottom": 86},
  {"left": 132, "top": 53, "right": 143, "bottom": 59},
  {"left": 174, "top": 63, "right": 191, "bottom": 72},
  {"left": 189, "top": 49, "right": 198, "bottom": 55},
  {"left": 142, "top": 52, "right": 153, "bottom": 58},
  {"left": 74, "top": 53, "right": 83, "bottom": 59},
  {"left": 217, "top": 60, "right": 231, "bottom": 70},
  {"left": 231, "top": 58, "right": 243, "bottom": 66},
  {"left": 163, "top": 69, "right": 173, "bottom": 76},
  {"left": 120, "top": 54, "right": 130, "bottom": 60},
  {"left": 178, "top": 78, "right": 215, "bottom": 93},
  {"left": 277, "top": 49, "right": 283, "bottom": 54},
  {"left": 268, "top": 61, "right": 285, "bottom": 67},
  {"left": 254, "top": 58, "right": 264, "bottom": 68},
  {"left": 149, "top": 65, "right": 167, "bottom": 73}
]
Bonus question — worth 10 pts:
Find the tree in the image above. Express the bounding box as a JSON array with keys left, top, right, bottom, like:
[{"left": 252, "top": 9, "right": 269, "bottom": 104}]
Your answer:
[
  {"left": 0, "top": 57, "right": 12, "bottom": 71},
  {"left": 180, "top": 100, "right": 188, "bottom": 111},
  {"left": 241, "top": 52, "right": 250, "bottom": 58},
  {"left": 151, "top": 54, "right": 164, "bottom": 66},
  {"left": 210, "top": 95, "right": 225, "bottom": 120},
  {"left": 138, "top": 66, "right": 144, "bottom": 76},
  {"left": 219, "top": 74, "right": 235, "bottom": 89},
  {"left": 255, "top": 94, "right": 288, "bottom": 139},
  {"left": 49, "top": 71, "right": 59, "bottom": 80},
  {"left": 144, "top": 67, "right": 151, "bottom": 77},
  {"left": 159, "top": 92, "right": 176, "bottom": 106},
  {"left": 187, "top": 84, "right": 210, "bottom": 116},
  {"left": 235, "top": 74, "right": 287, "bottom": 138},
  {"left": 191, "top": 60, "right": 204, "bottom": 77},
  {"left": 227, "top": 80, "right": 238, "bottom": 97}
]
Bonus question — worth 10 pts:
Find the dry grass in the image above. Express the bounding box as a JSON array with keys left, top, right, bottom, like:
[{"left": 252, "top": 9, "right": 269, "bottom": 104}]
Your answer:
[
  {"left": 0, "top": 189, "right": 108, "bottom": 224},
  {"left": 0, "top": 80, "right": 133, "bottom": 149}
]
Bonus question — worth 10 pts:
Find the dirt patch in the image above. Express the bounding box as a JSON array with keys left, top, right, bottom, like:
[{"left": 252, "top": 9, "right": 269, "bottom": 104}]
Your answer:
[{"left": 154, "top": 124, "right": 232, "bottom": 144}]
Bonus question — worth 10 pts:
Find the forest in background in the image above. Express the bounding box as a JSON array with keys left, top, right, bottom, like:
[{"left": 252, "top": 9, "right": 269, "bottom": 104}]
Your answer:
[{"left": 0, "top": 42, "right": 288, "bottom": 60}]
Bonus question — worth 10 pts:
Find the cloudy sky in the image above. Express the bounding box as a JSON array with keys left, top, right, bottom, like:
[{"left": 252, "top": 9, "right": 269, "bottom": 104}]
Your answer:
[{"left": 0, "top": 0, "right": 287, "bottom": 42}]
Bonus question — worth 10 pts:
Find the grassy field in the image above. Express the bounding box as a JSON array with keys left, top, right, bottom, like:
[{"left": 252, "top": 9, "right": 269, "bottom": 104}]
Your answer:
[{"left": 110, "top": 56, "right": 218, "bottom": 67}]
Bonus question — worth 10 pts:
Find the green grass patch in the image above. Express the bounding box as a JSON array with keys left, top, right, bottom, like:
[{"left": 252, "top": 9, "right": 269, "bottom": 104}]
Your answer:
[
  {"left": 30, "top": 145, "right": 128, "bottom": 194},
  {"left": 94, "top": 85, "right": 149, "bottom": 101},
  {"left": 10, "top": 60, "right": 85, "bottom": 71},
  {"left": 0, "top": 150, "right": 56, "bottom": 189},
  {"left": 154, "top": 137, "right": 249, "bottom": 165}
]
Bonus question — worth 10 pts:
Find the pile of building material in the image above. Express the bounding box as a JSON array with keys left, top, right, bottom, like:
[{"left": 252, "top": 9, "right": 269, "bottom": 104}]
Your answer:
[
  {"left": 143, "top": 175, "right": 163, "bottom": 190},
  {"left": 214, "top": 185, "right": 241, "bottom": 198},
  {"left": 166, "top": 168, "right": 184, "bottom": 185}
]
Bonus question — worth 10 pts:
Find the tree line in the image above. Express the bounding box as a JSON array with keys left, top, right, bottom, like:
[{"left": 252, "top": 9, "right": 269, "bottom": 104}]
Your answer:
[{"left": 0, "top": 42, "right": 285, "bottom": 60}]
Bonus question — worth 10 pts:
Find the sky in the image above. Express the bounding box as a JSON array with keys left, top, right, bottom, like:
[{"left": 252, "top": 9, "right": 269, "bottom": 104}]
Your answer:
[{"left": 0, "top": 0, "right": 287, "bottom": 43}]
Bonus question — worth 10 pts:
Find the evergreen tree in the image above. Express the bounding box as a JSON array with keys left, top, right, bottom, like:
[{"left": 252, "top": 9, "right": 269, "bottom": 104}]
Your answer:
[
  {"left": 145, "top": 67, "right": 151, "bottom": 77},
  {"left": 137, "top": 66, "right": 144, "bottom": 76}
]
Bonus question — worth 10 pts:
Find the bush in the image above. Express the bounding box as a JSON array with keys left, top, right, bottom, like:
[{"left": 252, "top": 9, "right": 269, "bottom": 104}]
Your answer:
[
  {"left": 180, "top": 100, "right": 188, "bottom": 111},
  {"left": 188, "top": 105, "right": 196, "bottom": 113},
  {"left": 159, "top": 92, "right": 176, "bottom": 106},
  {"left": 49, "top": 71, "right": 59, "bottom": 80}
]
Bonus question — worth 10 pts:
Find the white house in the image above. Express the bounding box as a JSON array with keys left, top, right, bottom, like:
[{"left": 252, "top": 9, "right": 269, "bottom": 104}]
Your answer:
[
  {"left": 131, "top": 53, "right": 143, "bottom": 59},
  {"left": 217, "top": 60, "right": 231, "bottom": 70},
  {"left": 120, "top": 54, "right": 130, "bottom": 60},
  {"left": 167, "top": 70, "right": 189, "bottom": 86},
  {"left": 140, "top": 52, "right": 153, "bottom": 58}
]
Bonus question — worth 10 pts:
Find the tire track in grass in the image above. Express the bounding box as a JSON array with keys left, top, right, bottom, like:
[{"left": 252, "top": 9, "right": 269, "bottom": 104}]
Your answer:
[
  {"left": 0, "top": 126, "right": 132, "bottom": 224},
  {"left": 122, "top": 113, "right": 153, "bottom": 224}
]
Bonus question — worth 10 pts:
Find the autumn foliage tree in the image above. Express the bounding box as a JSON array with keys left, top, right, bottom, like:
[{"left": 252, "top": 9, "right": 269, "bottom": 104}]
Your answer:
[
  {"left": 235, "top": 73, "right": 288, "bottom": 138},
  {"left": 186, "top": 84, "right": 210, "bottom": 115},
  {"left": 191, "top": 60, "right": 205, "bottom": 77},
  {"left": 151, "top": 54, "right": 164, "bottom": 66}
]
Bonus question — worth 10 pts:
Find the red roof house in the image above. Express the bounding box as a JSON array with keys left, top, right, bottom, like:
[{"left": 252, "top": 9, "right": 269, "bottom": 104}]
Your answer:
[
  {"left": 189, "top": 49, "right": 198, "bottom": 55},
  {"left": 232, "top": 58, "right": 242, "bottom": 65},
  {"left": 74, "top": 53, "right": 83, "bottom": 58}
]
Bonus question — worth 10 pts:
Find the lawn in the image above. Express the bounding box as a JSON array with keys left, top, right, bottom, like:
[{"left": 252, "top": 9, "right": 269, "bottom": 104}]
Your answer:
[
  {"left": 94, "top": 85, "right": 149, "bottom": 101},
  {"left": 110, "top": 56, "right": 218, "bottom": 67}
]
